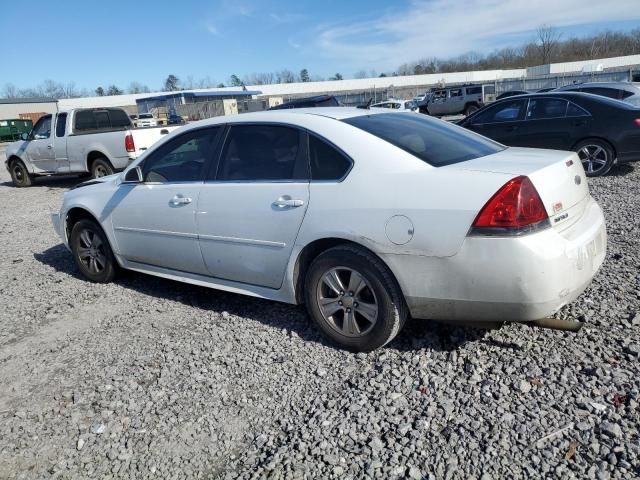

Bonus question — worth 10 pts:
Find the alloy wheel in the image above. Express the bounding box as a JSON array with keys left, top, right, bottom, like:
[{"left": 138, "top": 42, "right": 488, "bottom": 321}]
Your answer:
[
  {"left": 77, "top": 229, "right": 106, "bottom": 274},
  {"left": 578, "top": 144, "right": 608, "bottom": 175},
  {"left": 316, "top": 266, "right": 378, "bottom": 337},
  {"left": 94, "top": 165, "right": 109, "bottom": 177},
  {"left": 12, "top": 165, "right": 24, "bottom": 183}
]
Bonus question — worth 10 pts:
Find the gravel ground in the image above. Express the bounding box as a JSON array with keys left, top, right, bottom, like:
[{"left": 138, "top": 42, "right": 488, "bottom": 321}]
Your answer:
[{"left": 0, "top": 145, "right": 638, "bottom": 480}]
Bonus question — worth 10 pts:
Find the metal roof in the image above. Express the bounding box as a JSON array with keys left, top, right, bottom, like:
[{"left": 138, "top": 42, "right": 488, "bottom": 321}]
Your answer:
[
  {"left": 0, "top": 97, "right": 58, "bottom": 104},
  {"left": 136, "top": 90, "right": 262, "bottom": 103}
]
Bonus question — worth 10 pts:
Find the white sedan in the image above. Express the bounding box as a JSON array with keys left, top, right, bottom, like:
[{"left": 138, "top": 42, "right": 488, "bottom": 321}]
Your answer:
[
  {"left": 51, "top": 108, "right": 606, "bottom": 351},
  {"left": 371, "top": 99, "right": 419, "bottom": 112}
]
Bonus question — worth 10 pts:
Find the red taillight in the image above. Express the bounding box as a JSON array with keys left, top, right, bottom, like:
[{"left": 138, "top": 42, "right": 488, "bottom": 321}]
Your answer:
[
  {"left": 634, "top": 118, "right": 640, "bottom": 127},
  {"left": 125, "top": 133, "right": 135, "bottom": 153},
  {"left": 471, "top": 176, "right": 549, "bottom": 235}
]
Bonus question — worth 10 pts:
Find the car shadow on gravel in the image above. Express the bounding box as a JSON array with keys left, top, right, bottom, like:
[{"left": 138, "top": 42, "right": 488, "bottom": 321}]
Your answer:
[
  {"left": 607, "top": 163, "right": 635, "bottom": 177},
  {"left": 36, "top": 244, "right": 499, "bottom": 353},
  {"left": 0, "top": 176, "right": 82, "bottom": 189}
]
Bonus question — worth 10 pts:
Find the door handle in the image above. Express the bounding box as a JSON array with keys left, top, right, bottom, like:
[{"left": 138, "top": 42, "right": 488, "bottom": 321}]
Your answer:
[
  {"left": 273, "top": 197, "right": 304, "bottom": 208},
  {"left": 47, "top": 145, "right": 53, "bottom": 149},
  {"left": 170, "top": 194, "right": 192, "bottom": 205},
  {"left": 504, "top": 125, "right": 518, "bottom": 132}
]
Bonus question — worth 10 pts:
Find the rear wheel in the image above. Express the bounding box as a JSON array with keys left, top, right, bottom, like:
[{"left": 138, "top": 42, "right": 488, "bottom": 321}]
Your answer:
[
  {"left": 70, "top": 219, "right": 117, "bottom": 283},
  {"left": 305, "top": 245, "right": 407, "bottom": 352},
  {"left": 90, "top": 157, "right": 114, "bottom": 179},
  {"left": 9, "top": 159, "right": 33, "bottom": 187},
  {"left": 574, "top": 139, "right": 614, "bottom": 177},
  {"left": 464, "top": 104, "right": 479, "bottom": 116}
]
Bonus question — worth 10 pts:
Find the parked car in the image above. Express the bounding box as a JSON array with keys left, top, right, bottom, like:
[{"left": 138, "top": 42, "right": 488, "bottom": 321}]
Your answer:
[
  {"left": 426, "top": 85, "right": 487, "bottom": 116},
  {"left": 52, "top": 108, "right": 606, "bottom": 351},
  {"left": 371, "top": 99, "right": 418, "bottom": 112},
  {"left": 496, "top": 90, "right": 529, "bottom": 100},
  {"left": 168, "top": 113, "right": 185, "bottom": 125},
  {"left": 269, "top": 95, "right": 341, "bottom": 110},
  {"left": 4, "top": 108, "right": 179, "bottom": 186},
  {"left": 458, "top": 92, "right": 640, "bottom": 176},
  {"left": 552, "top": 82, "right": 640, "bottom": 106},
  {"left": 136, "top": 113, "right": 158, "bottom": 127}
]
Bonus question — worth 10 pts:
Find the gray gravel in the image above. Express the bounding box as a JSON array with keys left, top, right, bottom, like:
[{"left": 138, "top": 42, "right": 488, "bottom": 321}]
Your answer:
[{"left": 0, "top": 146, "right": 639, "bottom": 479}]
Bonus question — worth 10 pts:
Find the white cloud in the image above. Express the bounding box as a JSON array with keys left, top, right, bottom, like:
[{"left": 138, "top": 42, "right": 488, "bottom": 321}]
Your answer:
[
  {"left": 312, "top": 0, "right": 640, "bottom": 71},
  {"left": 270, "top": 12, "right": 307, "bottom": 24},
  {"left": 205, "top": 22, "right": 219, "bottom": 35}
]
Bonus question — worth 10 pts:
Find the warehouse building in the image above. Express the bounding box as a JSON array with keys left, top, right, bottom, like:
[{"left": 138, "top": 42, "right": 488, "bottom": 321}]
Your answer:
[{"left": 0, "top": 98, "right": 58, "bottom": 124}]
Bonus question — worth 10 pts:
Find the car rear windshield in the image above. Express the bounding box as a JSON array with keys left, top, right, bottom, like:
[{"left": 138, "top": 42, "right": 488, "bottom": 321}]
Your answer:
[{"left": 343, "top": 113, "right": 504, "bottom": 166}]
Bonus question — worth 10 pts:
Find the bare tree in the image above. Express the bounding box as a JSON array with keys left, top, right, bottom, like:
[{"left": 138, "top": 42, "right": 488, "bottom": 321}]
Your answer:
[
  {"left": 353, "top": 70, "right": 368, "bottom": 79},
  {"left": 537, "top": 24, "right": 561, "bottom": 64},
  {"left": 2, "top": 83, "right": 18, "bottom": 98},
  {"left": 128, "top": 82, "right": 150, "bottom": 94}
]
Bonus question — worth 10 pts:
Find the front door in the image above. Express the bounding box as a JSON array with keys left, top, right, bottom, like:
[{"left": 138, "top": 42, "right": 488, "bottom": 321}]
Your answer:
[
  {"left": 111, "top": 127, "right": 221, "bottom": 274},
  {"left": 197, "top": 124, "right": 310, "bottom": 289},
  {"left": 26, "top": 114, "right": 57, "bottom": 173}
]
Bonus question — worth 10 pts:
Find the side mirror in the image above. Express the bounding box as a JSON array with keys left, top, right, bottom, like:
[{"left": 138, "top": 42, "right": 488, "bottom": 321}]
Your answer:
[
  {"left": 123, "top": 166, "right": 143, "bottom": 183},
  {"left": 20, "top": 132, "right": 29, "bottom": 141}
]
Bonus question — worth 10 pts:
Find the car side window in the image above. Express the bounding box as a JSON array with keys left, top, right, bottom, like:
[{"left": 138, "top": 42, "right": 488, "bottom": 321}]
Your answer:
[
  {"left": 526, "top": 98, "right": 568, "bottom": 120},
  {"left": 75, "top": 110, "right": 97, "bottom": 131},
  {"left": 309, "top": 134, "right": 352, "bottom": 181},
  {"left": 580, "top": 87, "right": 622, "bottom": 99},
  {"left": 450, "top": 89, "right": 462, "bottom": 98},
  {"left": 109, "top": 109, "right": 132, "bottom": 128},
  {"left": 32, "top": 115, "right": 52, "bottom": 139},
  {"left": 95, "top": 110, "right": 110, "bottom": 129},
  {"left": 142, "top": 127, "right": 220, "bottom": 183},
  {"left": 566, "top": 102, "right": 590, "bottom": 117},
  {"left": 216, "top": 125, "right": 305, "bottom": 181},
  {"left": 55, "top": 113, "right": 67, "bottom": 137},
  {"left": 472, "top": 100, "right": 526, "bottom": 124}
]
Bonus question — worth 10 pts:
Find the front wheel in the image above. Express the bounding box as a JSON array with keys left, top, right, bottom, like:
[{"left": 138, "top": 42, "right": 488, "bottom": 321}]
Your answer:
[
  {"left": 575, "top": 139, "right": 614, "bottom": 177},
  {"left": 304, "top": 245, "right": 407, "bottom": 352},
  {"left": 70, "top": 219, "right": 117, "bottom": 283},
  {"left": 90, "top": 157, "right": 114, "bottom": 179},
  {"left": 9, "top": 160, "right": 33, "bottom": 187}
]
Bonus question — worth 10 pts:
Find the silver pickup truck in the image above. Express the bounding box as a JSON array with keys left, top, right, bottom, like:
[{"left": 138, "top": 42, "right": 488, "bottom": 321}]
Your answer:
[{"left": 4, "top": 108, "right": 180, "bottom": 187}]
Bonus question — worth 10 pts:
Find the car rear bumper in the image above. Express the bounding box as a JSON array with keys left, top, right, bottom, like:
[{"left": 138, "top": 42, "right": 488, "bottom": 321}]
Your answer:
[{"left": 384, "top": 197, "right": 607, "bottom": 322}]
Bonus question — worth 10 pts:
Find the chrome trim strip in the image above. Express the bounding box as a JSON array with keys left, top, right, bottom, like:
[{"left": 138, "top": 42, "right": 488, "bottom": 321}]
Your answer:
[
  {"left": 114, "top": 226, "right": 198, "bottom": 239},
  {"left": 198, "top": 234, "right": 286, "bottom": 248}
]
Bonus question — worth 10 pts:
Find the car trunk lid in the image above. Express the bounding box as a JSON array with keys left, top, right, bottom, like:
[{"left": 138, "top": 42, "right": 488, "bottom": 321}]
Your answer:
[{"left": 447, "top": 147, "right": 589, "bottom": 230}]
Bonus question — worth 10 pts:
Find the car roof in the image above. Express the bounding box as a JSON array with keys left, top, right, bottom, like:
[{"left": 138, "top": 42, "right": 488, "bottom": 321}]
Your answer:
[
  {"left": 492, "top": 91, "right": 638, "bottom": 109},
  {"left": 555, "top": 82, "right": 640, "bottom": 93}
]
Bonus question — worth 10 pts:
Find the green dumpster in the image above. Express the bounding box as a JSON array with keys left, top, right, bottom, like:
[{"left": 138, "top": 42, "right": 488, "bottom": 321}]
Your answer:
[{"left": 0, "top": 119, "right": 33, "bottom": 142}]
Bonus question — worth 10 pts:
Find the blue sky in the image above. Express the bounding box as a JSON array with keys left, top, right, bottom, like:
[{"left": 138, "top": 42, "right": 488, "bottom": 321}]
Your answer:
[{"left": 2, "top": 0, "right": 639, "bottom": 91}]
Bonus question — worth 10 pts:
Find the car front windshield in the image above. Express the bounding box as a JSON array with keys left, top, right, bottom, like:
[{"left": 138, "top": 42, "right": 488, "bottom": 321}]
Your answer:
[{"left": 343, "top": 112, "right": 504, "bottom": 166}]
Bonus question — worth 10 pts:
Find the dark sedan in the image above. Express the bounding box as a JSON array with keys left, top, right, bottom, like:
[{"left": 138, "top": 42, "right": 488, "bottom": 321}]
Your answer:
[{"left": 458, "top": 92, "right": 640, "bottom": 176}]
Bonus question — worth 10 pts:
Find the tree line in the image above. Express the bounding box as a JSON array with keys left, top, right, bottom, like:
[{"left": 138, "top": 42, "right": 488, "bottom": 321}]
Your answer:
[
  {"left": 397, "top": 27, "right": 640, "bottom": 76},
  {"left": 2, "top": 27, "right": 640, "bottom": 100}
]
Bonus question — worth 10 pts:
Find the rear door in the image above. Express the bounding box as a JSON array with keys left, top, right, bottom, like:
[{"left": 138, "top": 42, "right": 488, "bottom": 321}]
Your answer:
[
  {"left": 446, "top": 88, "right": 464, "bottom": 114},
  {"left": 515, "top": 97, "right": 573, "bottom": 150},
  {"left": 196, "top": 124, "right": 309, "bottom": 289},
  {"left": 53, "top": 112, "right": 69, "bottom": 173},
  {"left": 467, "top": 99, "right": 528, "bottom": 145}
]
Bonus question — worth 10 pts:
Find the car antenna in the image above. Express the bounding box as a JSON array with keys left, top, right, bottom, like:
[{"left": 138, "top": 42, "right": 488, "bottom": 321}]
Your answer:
[{"left": 357, "top": 98, "right": 373, "bottom": 109}]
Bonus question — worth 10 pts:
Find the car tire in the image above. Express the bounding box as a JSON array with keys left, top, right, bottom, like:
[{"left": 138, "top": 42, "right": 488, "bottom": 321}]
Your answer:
[
  {"left": 9, "top": 159, "right": 33, "bottom": 187},
  {"left": 574, "top": 139, "right": 615, "bottom": 177},
  {"left": 304, "top": 245, "right": 407, "bottom": 352},
  {"left": 90, "top": 157, "right": 114, "bottom": 179},
  {"left": 464, "top": 104, "right": 479, "bottom": 116},
  {"left": 70, "top": 219, "right": 117, "bottom": 283}
]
